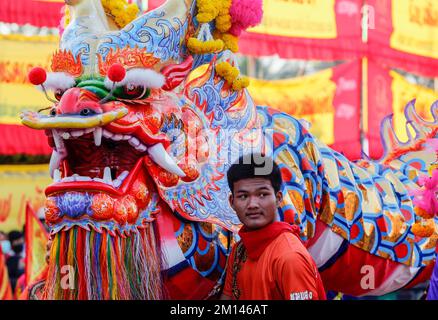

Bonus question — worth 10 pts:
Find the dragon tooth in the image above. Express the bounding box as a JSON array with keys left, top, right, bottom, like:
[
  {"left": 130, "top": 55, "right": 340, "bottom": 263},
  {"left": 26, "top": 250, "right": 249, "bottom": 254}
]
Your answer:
[
  {"left": 129, "top": 137, "right": 140, "bottom": 147},
  {"left": 103, "top": 167, "right": 112, "bottom": 184},
  {"left": 75, "top": 176, "right": 92, "bottom": 181},
  {"left": 93, "top": 178, "right": 105, "bottom": 184},
  {"left": 103, "top": 130, "right": 113, "bottom": 139},
  {"left": 49, "top": 151, "right": 62, "bottom": 178},
  {"left": 52, "top": 129, "right": 66, "bottom": 153},
  {"left": 136, "top": 144, "right": 147, "bottom": 152},
  {"left": 71, "top": 130, "right": 85, "bottom": 138},
  {"left": 148, "top": 143, "right": 186, "bottom": 177},
  {"left": 112, "top": 134, "right": 123, "bottom": 141},
  {"left": 94, "top": 127, "right": 103, "bottom": 146},
  {"left": 113, "top": 179, "right": 122, "bottom": 188},
  {"left": 53, "top": 169, "right": 61, "bottom": 182},
  {"left": 118, "top": 171, "right": 130, "bottom": 181}
]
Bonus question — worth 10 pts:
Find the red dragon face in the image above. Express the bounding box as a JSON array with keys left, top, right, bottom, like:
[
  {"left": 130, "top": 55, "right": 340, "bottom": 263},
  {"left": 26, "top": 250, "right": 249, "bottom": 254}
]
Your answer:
[{"left": 22, "top": 56, "right": 210, "bottom": 236}]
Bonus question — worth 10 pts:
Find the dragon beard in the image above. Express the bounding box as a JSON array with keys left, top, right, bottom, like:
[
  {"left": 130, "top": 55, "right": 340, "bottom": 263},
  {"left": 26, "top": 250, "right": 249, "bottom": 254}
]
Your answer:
[{"left": 42, "top": 223, "right": 165, "bottom": 300}]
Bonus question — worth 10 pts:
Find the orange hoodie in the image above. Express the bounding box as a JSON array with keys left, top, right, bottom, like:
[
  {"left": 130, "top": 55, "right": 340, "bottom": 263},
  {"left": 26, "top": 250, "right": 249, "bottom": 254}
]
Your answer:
[{"left": 223, "top": 221, "right": 326, "bottom": 300}]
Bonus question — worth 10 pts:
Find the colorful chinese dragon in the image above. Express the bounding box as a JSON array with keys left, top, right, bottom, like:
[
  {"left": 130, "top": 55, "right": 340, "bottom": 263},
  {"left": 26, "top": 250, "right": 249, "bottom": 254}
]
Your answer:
[{"left": 20, "top": 0, "right": 437, "bottom": 299}]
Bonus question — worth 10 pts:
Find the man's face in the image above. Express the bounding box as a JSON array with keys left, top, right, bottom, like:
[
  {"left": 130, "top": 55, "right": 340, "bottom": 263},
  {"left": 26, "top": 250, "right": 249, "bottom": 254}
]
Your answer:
[{"left": 229, "top": 178, "right": 282, "bottom": 230}]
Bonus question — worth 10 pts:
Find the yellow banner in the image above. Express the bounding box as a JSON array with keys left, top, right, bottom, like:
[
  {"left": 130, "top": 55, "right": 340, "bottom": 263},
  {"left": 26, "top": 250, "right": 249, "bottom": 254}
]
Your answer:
[
  {"left": 390, "top": 0, "right": 438, "bottom": 59},
  {"left": 249, "top": 0, "right": 337, "bottom": 39},
  {"left": 0, "top": 165, "right": 51, "bottom": 232},
  {"left": 25, "top": 204, "right": 48, "bottom": 286},
  {"left": 391, "top": 70, "right": 438, "bottom": 142},
  {"left": 0, "top": 39, "right": 58, "bottom": 124},
  {"left": 248, "top": 68, "right": 336, "bottom": 144},
  {"left": 0, "top": 248, "right": 13, "bottom": 300}
]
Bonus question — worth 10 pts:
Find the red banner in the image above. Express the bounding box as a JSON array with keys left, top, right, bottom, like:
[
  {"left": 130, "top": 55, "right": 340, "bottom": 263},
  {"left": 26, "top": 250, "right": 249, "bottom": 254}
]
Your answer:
[
  {"left": 239, "top": 0, "right": 364, "bottom": 60},
  {"left": 366, "top": 59, "right": 393, "bottom": 159},
  {"left": 366, "top": 59, "right": 438, "bottom": 159},
  {"left": 0, "top": 0, "right": 64, "bottom": 28},
  {"left": 331, "top": 60, "right": 362, "bottom": 159},
  {"left": 367, "top": 0, "right": 438, "bottom": 78},
  {"left": 0, "top": 124, "right": 51, "bottom": 156},
  {"left": 249, "top": 60, "right": 362, "bottom": 160}
]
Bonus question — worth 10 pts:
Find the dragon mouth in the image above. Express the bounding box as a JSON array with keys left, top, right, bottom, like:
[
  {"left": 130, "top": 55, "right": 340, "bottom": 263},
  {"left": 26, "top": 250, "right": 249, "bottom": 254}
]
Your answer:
[
  {"left": 46, "top": 129, "right": 145, "bottom": 196},
  {"left": 45, "top": 126, "right": 185, "bottom": 197}
]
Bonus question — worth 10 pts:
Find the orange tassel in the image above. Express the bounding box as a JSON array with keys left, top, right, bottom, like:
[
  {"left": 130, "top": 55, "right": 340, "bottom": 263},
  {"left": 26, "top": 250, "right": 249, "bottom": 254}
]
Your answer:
[
  {"left": 414, "top": 207, "right": 435, "bottom": 220},
  {"left": 412, "top": 220, "right": 435, "bottom": 238}
]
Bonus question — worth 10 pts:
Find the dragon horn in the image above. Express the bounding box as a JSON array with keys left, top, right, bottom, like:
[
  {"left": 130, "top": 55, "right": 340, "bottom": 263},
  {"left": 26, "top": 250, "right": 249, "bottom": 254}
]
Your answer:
[
  {"left": 404, "top": 99, "right": 437, "bottom": 138},
  {"left": 380, "top": 114, "right": 402, "bottom": 154}
]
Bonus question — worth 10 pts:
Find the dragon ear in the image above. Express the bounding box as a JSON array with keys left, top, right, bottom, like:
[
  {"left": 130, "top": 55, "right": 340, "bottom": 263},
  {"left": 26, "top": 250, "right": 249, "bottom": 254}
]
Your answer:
[{"left": 161, "top": 56, "right": 194, "bottom": 91}]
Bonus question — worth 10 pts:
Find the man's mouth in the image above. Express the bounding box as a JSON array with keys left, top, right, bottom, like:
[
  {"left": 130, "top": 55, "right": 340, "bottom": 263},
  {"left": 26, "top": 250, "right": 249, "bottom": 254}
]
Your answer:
[{"left": 246, "top": 212, "right": 263, "bottom": 218}]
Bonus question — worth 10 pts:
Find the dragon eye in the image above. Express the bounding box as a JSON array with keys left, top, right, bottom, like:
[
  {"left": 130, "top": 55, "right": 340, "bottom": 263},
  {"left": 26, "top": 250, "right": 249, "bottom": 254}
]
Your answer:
[
  {"left": 54, "top": 88, "right": 65, "bottom": 101},
  {"left": 50, "top": 108, "right": 57, "bottom": 116},
  {"left": 80, "top": 108, "right": 95, "bottom": 116},
  {"left": 122, "top": 84, "right": 149, "bottom": 99}
]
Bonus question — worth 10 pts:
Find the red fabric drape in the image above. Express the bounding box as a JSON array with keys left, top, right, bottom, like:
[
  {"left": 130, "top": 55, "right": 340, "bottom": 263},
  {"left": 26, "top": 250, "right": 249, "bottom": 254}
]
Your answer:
[
  {"left": 239, "top": 0, "right": 364, "bottom": 61},
  {"left": 0, "top": 0, "right": 63, "bottom": 28},
  {"left": 366, "top": 60, "right": 393, "bottom": 160},
  {"left": 330, "top": 60, "right": 362, "bottom": 160},
  {"left": 0, "top": 124, "right": 51, "bottom": 156},
  {"left": 367, "top": 0, "right": 438, "bottom": 78}
]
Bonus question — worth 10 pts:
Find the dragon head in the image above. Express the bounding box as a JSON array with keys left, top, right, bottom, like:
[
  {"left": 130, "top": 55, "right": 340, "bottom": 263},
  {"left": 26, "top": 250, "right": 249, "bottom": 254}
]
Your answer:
[
  {"left": 20, "top": 0, "right": 211, "bottom": 236},
  {"left": 23, "top": 52, "right": 213, "bottom": 238}
]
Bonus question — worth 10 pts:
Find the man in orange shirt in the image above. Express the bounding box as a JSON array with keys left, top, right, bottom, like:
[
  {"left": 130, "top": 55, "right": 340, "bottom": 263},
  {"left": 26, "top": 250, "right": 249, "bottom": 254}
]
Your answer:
[{"left": 221, "top": 154, "right": 326, "bottom": 300}]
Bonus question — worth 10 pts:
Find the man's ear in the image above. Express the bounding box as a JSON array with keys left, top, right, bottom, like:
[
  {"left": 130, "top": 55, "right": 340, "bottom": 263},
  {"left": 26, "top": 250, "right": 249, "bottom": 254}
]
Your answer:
[
  {"left": 229, "top": 193, "right": 235, "bottom": 210},
  {"left": 276, "top": 191, "right": 283, "bottom": 207}
]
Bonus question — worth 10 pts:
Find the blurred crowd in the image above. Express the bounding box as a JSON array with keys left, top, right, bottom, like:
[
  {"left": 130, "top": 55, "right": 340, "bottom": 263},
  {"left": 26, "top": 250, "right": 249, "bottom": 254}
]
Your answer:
[{"left": 0, "top": 229, "right": 25, "bottom": 292}]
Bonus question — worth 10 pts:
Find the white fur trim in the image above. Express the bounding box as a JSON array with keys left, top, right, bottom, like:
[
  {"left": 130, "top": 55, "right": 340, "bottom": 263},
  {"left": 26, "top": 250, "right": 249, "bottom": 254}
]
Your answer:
[
  {"left": 104, "top": 68, "right": 165, "bottom": 90},
  {"left": 41, "top": 72, "right": 76, "bottom": 91}
]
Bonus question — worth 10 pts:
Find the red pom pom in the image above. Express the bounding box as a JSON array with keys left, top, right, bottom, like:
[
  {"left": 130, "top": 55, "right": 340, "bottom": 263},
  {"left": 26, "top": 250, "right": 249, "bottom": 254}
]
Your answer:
[
  {"left": 28, "top": 67, "right": 47, "bottom": 85},
  {"left": 107, "top": 63, "right": 126, "bottom": 82}
]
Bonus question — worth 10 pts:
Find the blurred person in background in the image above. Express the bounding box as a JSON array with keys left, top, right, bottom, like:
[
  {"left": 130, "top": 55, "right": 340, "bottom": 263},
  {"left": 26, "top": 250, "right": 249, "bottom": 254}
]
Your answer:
[
  {"left": 0, "top": 231, "right": 13, "bottom": 258},
  {"left": 6, "top": 230, "right": 25, "bottom": 292}
]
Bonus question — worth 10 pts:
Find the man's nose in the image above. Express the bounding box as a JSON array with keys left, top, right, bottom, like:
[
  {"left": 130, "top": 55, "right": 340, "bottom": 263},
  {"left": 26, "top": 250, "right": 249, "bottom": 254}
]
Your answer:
[{"left": 247, "top": 196, "right": 260, "bottom": 209}]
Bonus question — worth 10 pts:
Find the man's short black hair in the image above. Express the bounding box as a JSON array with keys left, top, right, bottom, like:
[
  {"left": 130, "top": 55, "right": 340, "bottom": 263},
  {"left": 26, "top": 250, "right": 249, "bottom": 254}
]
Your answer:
[{"left": 227, "top": 153, "right": 282, "bottom": 194}]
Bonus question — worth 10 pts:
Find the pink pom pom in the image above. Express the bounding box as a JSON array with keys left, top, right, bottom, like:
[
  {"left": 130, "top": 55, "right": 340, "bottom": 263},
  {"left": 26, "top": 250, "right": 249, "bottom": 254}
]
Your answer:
[
  {"left": 107, "top": 64, "right": 126, "bottom": 83},
  {"left": 229, "top": 0, "right": 263, "bottom": 37},
  {"left": 410, "top": 169, "right": 438, "bottom": 216}
]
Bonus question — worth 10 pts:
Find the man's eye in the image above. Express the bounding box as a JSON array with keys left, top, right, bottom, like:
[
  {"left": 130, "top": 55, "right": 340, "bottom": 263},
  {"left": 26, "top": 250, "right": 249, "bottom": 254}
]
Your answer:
[{"left": 238, "top": 195, "right": 247, "bottom": 200}]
